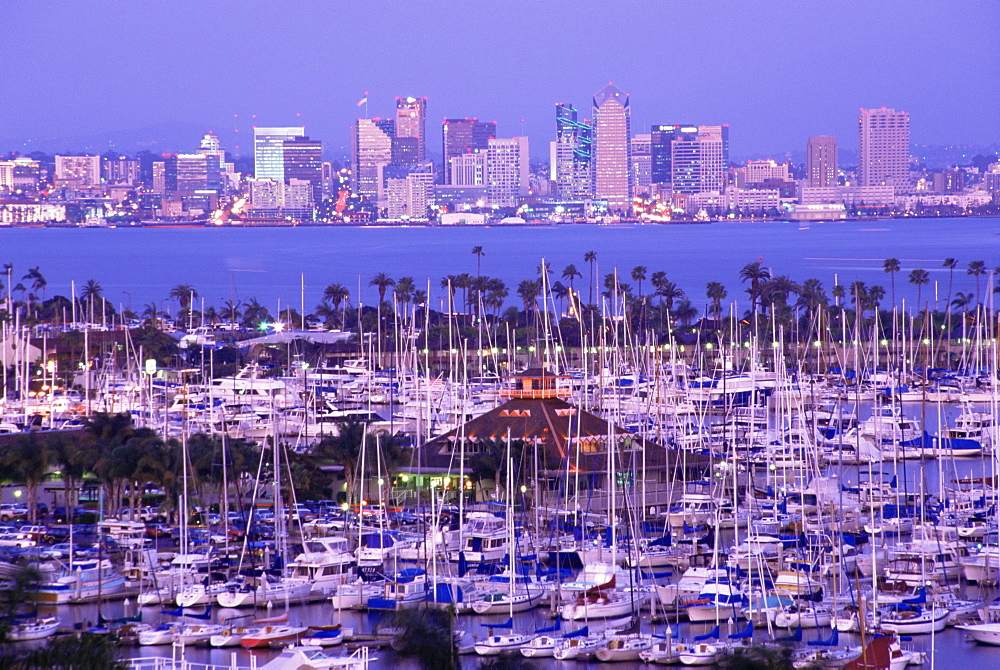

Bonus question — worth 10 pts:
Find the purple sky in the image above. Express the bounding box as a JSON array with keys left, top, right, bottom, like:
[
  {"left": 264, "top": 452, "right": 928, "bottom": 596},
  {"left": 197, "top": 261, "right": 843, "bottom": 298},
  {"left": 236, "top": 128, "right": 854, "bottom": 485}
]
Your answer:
[{"left": 4, "top": 1, "right": 998, "bottom": 159}]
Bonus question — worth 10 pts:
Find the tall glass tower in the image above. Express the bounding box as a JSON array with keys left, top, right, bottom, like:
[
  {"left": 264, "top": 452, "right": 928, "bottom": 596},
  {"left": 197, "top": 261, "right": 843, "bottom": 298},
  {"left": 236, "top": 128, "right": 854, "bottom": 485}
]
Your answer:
[
  {"left": 592, "top": 84, "right": 632, "bottom": 211},
  {"left": 253, "top": 127, "right": 305, "bottom": 181}
]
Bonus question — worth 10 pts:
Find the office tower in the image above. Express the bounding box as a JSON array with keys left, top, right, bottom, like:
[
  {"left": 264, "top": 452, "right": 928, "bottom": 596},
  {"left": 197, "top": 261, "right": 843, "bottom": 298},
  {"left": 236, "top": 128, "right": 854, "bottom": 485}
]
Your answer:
[
  {"left": 671, "top": 126, "right": 726, "bottom": 194},
  {"left": 442, "top": 118, "right": 496, "bottom": 183},
  {"left": 54, "top": 155, "right": 101, "bottom": 187},
  {"left": 554, "top": 103, "right": 594, "bottom": 199},
  {"left": 102, "top": 156, "right": 141, "bottom": 185},
  {"left": 858, "top": 108, "right": 910, "bottom": 188},
  {"left": 394, "top": 97, "right": 427, "bottom": 164},
  {"left": 283, "top": 135, "right": 324, "bottom": 202},
  {"left": 175, "top": 153, "right": 221, "bottom": 191},
  {"left": 651, "top": 125, "right": 689, "bottom": 185},
  {"left": 253, "top": 127, "right": 305, "bottom": 181},
  {"left": 385, "top": 172, "right": 435, "bottom": 219},
  {"left": 450, "top": 152, "right": 487, "bottom": 186},
  {"left": 592, "top": 83, "right": 632, "bottom": 209},
  {"left": 486, "top": 137, "right": 529, "bottom": 208},
  {"left": 198, "top": 132, "right": 225, "bottom": 159},
  {"left": 806, "top": 136, "right": 838, "bottom": 187},
  {"left": 351, "top": 118, "right": 395, "bottom": 198},
  {"left": 631, "top": 134, "right": 652, "bottom": 191}
]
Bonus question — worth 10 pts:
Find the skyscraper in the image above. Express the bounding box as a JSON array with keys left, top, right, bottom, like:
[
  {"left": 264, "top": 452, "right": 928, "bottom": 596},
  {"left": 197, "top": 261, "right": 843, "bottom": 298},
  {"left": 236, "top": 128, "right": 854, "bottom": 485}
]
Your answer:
[
  {"left": 54, "top": 155, "right": 101, "bottom": 187},
  {"left": 806, "top": 136, "right": 838, "bottom": 188},
  {"left": 351, "top": 118, "right": 394, "bottom": 198},
  {"left": 395, "top": 97, "right": 427, "bottom": 163},
  {"left": 442, "top": 118, "right": 496, "bottom": 184},
  {"left": 283, "top": 136, "right": 324, "bottom": 202},
  {"left": 858, "top": 108, "right": 910, "bottom": 188},
  {"left": 592, "top": 84, "right": 632, "bottom": 210},
  {"left": 486, "top": 137, "right": 529, "bottom": 208},
  {"left": 553, "top": 103, "right": 594, "bottom": 199},
  {"left": 670, "top": 126, "right": 726, "bottom": 194},
  {"left": 253, "top": 127, "right": 305, "bottom": 181}
]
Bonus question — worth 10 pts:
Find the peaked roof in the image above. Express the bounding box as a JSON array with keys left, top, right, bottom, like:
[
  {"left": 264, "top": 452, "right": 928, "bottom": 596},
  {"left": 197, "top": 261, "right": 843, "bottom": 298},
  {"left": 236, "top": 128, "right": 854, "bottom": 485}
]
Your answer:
[{"left": 593, "top": 83, "right": 629, "bottom": 110}]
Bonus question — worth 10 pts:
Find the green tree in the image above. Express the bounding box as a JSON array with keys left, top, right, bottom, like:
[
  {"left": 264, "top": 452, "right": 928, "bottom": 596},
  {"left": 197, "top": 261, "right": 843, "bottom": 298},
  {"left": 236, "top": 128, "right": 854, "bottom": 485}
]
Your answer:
[
  {"left": 0, "top": 435, "right": 50, "bottom": 524},
  {"left": 389, "top": 608, "right": 458, "bottom": 670}
]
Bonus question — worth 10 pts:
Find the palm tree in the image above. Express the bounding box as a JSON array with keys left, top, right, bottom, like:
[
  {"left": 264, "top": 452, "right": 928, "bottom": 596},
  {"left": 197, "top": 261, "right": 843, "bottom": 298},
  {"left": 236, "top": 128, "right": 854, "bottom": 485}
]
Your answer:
[
  {"left": 705, "top": 281, "right": 727, "bottom": 319},
  {"left": 631, "top": 266, "right": 648, "bottom": 299},
  {"left": 394, "top": 277, "right": 416, "bottom": 305},
  {"left": 952, "top": 291, "right": 974, "bottom": 312},
  {"left": 169, "top": 284, "right": 198, "bottom": 313},
  {"left": 551, "top": 281, "right": 569, "bottom": 317},
  {"left": 739, "top": 261, "right": 771, "bottom": 317},
  {"left": 759, "top": 275, "right": 800, "bottom": 319},
  {"left": 967, "top": 260, "right": 987, "bottom": 306},
  {"left": 796, "top": 278, "right": 827, "bottom": 314},
  {"left": 242, "top": 297, "right": 271, "bottom": 328},
  {"left": 221, "top": 298, "right": 242, "bottom": 326},
  {"left": 22, "top": 266, "right": 46, "bottom": 301},
  {"left": 883, "top": 258, "right": 900, "bottom": 308},
  {"left": 81, "top": 279, "right": 103, "bottom": 323},
  {"left": 655, "top": 280, "right": 685, "bottom": 316},
  {"left": 471, "top": 245, "right": 485, "bottom": 277},
  {"left": 561, "top": 264, "right": 582, "bottom": 292},
  {"left": 908, "top": 269, "right": 930, "bottom": 311},
  {"left": 369, "top": 272, "right": 395, "bottom": 306},
  {"left": 322, "top": 283, "right": 350, "bottom": 325},
  {"left": 583, "top": 251, "right": 597, "bottom": 304},
  {"left": 517, "top": 279, "right": 541, "bottom": 328},
  {"left": 674, "top": 299, "right": 698, "bottom": 326},
  {"left": 942, "top": 258, "right": 958, "bottom": 309}
]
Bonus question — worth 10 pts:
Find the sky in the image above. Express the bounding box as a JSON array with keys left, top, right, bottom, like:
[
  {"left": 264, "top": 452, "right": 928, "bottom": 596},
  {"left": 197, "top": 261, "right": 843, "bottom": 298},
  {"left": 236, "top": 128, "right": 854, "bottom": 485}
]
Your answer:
[{"left": 2, "top": 0, "right": 998, "bottom": 160}]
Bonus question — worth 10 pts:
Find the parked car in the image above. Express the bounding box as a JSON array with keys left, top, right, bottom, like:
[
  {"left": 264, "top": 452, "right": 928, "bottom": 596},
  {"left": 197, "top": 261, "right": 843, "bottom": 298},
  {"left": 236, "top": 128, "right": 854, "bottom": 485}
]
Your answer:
[{"left": 0, "top": 504, "right": 29, "bottom": 522}]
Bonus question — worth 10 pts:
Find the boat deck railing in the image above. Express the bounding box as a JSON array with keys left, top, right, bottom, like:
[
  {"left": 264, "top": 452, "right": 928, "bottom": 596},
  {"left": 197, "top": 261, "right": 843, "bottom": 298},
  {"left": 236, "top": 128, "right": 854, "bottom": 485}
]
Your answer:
[{"left": 127, "top": 648, "right": 253, "bottom": 670}]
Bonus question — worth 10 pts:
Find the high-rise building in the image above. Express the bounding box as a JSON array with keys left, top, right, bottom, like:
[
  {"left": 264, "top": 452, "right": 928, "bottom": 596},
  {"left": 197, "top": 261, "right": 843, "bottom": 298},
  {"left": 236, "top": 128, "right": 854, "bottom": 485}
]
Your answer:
[
  {"left": 486, "top": 137, "right": 529, "bottom": 208},
  {"left": 442, "top": 118, "right": 496, "bottom": 184},
  {"left": 671, "top": 127, "right": 726, "bottom": 194},
  {"left": 394, "top": 97, "right": 427, "bottom": 164},
  {"left": 631, "top": 134, "right": 652, "bottom": 191},
  {"left": 0, "top": 162, "right": 14, "bottom": 192},
  {"left": 592, "top": 84, "right": 632, "bottom": 210},
  {"left": 351, "top": 118, "right": 395, "bottom": 198},
  {"left": 283, "top": 136, "right": 324, "bottom": 202},
  {"left": 806, "top": 136, "right": 838, "bottom": 188},
  {"left": 253, "top": 127, "right": 304, "bottom": 182},
  {"left": 858, "top": 108, "right": 910, "bottom": 188},
  {"left": 55, "top": 155, "right": 101, "bottom": 187},
  {"left": 650, "top": 125, "right": 688, "bottom": 185},
  {"left": 553, "top": 103, "right": 594, "bottom": 199},
  {"left": 102, "top": 156, "right": 141, "bottom": 185},
  {"left": 175, "top": 153, "right": 221, "bottom": 191}
]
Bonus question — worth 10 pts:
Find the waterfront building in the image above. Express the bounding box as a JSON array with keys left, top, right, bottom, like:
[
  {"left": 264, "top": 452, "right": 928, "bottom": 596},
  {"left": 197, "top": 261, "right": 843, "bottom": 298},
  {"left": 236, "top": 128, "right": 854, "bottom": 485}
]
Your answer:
[
  {"left": 54, "top": 155, "right": 101, "bottom": 188},
  {"left": 858, "top": 107, "right": 910, "bottom": 188},
  {"left": 743, "top": 159, "right": 789, "bottom": 185},
  {"left": 799, "top": 185, "right": 896, "bottom": 207},
  {"left": 253, "top": 127, "right": 305, "bottom": 182},
  {"left": 554, "top": 103, "right": 594, "bottom": 199},
  {"left": 486, "top": 137, "right": 529, "bottom": 208},
  {"left": 442, "top": 118, "right": 496, "bottom": 184},
  {"left": 671, "top": 126, "right": 726, "bottom": 194},
  {"left": 351, "top": 118, "right": 394, "bottom": 199},
  {"left": 175, "top": 153, "right": 222, "bottom": 192},
  {"left": 384, "top": 172, "right": 434, "bottom": 220},
  {"left": 592, "top": 83, "right": 632, "bottom": 210},
  {"left": 985, "top": 164, "right": 1000, "bottom": 194},
  {"left": 394, "top": 96, "right": 427, "bottom": 164},
  {"left": 806, "top": 136, "right": 838, "bottom": 187}
]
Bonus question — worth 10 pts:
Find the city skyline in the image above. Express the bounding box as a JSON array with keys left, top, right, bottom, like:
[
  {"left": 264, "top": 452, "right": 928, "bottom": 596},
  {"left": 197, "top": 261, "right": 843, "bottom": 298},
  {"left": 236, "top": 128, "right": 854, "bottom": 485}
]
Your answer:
[{"left": 2, "top": 1, "right": 997, "bottom": 159}]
